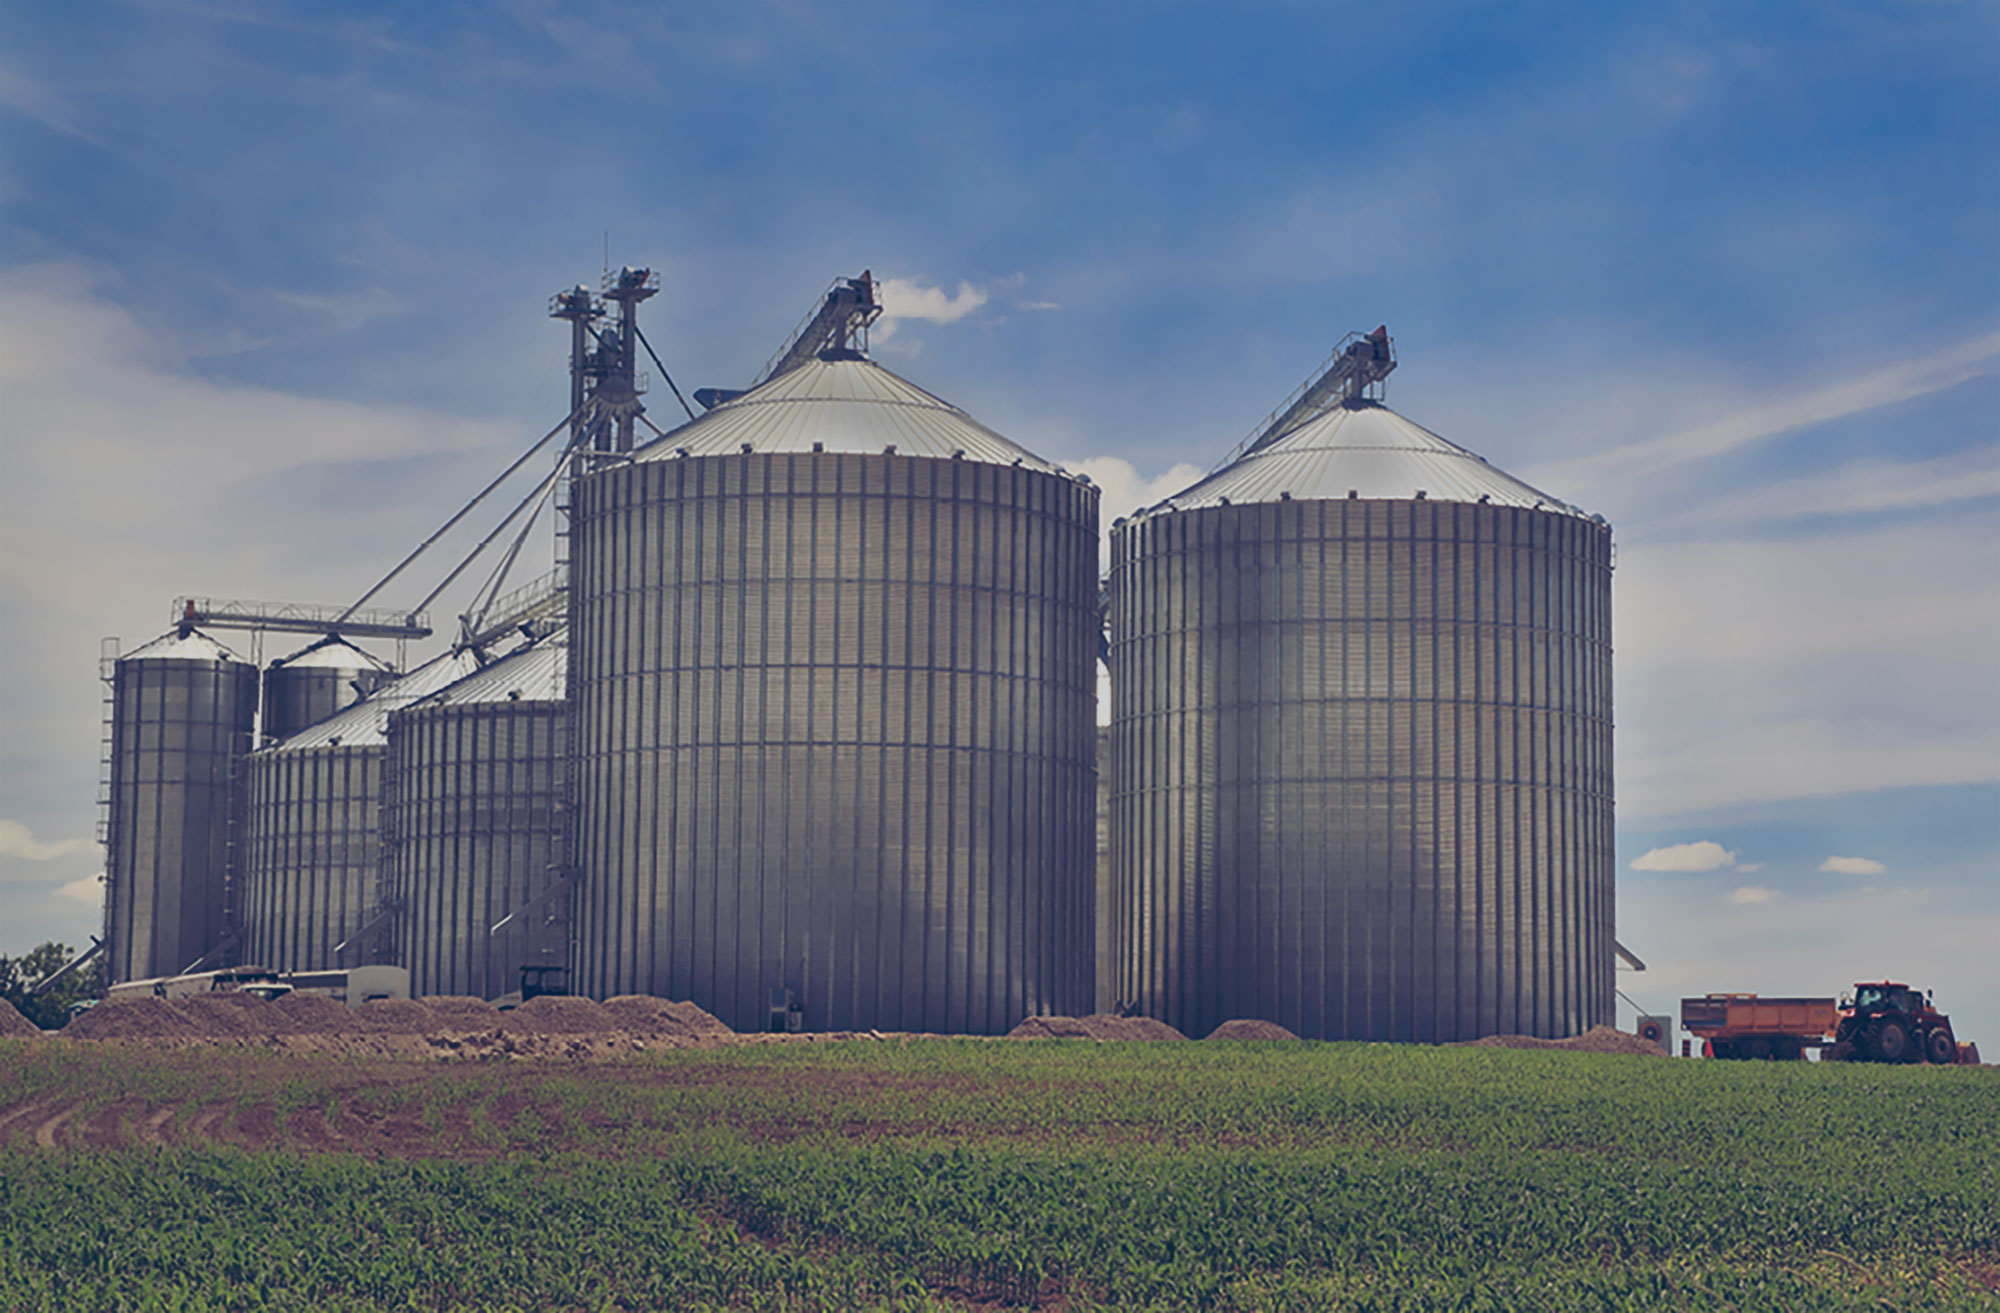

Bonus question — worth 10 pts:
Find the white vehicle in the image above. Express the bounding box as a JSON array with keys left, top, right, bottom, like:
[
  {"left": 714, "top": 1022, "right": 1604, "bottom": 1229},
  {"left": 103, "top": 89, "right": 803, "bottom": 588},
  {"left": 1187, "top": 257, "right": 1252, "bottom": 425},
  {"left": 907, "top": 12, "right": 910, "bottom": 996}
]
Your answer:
[
  {"left": 281, "top": 965, "right": 412, "bottom": 1006},
  {"left": 107, "top": 966, "right": 292, "bottom": 1003}
]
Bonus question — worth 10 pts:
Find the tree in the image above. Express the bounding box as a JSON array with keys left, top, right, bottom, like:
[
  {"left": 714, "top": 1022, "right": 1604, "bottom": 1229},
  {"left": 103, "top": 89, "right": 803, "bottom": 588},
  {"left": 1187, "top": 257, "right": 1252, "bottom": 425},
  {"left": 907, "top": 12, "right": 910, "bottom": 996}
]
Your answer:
[{"left": 0, "top": 941, "right": 106, "bottom": 1031}]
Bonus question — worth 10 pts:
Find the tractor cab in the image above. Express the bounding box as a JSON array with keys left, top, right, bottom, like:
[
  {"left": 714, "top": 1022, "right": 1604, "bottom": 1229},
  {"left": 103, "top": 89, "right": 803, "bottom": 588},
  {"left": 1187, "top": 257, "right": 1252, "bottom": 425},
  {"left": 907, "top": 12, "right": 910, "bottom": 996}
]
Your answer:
[{"left": 1831, "top": 981, "right": 1957, "bottom": 1064}]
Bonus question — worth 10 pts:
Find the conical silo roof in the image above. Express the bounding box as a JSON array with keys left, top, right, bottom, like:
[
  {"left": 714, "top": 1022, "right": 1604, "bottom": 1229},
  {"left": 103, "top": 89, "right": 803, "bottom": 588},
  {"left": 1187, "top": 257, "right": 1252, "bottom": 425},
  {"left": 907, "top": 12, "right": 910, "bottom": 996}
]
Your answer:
[
  {"left": 635, "top": 355, "right": 1063, "bottom": 471},
  {"left": 275, "top": 648, "right": 485, "bottom": 749},
  {"left": 1137, "top": 400, "right": 1590, "bottom": 519},
  {"left": 269, "top": 635, "right": 394, "bottom": 674},
  {"left": 120, "top": 628, "right": 249, "bottom": 663},
  {"left": 406, "top": 631, "right": 565, "bottom": 709}
]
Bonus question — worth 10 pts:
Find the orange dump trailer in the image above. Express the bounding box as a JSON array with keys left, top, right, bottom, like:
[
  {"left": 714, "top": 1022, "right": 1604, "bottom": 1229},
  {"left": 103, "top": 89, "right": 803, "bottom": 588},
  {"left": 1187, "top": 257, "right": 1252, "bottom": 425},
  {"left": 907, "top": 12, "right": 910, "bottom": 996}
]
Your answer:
[{"left": 1680, "top": 994, "right": 1837, "bottom": 1060}]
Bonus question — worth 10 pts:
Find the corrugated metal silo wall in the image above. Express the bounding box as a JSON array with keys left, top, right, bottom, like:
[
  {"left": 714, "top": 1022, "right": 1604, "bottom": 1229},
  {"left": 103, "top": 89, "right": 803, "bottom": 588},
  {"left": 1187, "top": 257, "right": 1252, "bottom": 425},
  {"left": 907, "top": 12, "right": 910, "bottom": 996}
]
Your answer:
[
  {"left": 385, "top": 701, "right": 568, "bottom": 998},
  {"left": 1109, "top": 498, "right": 1613, "bottom": 1042},
  {"left": 569, "top": 452, "right": 1100, "bottom": 1033},
  {"left": 263, "top": 665, "right": 388, "bottom": 744},
  {"left": 104, "top": 656, "right": 258, "bottom": 982},
  {"left": 239, "top": 746, "right": 387, "bottom": 971}
]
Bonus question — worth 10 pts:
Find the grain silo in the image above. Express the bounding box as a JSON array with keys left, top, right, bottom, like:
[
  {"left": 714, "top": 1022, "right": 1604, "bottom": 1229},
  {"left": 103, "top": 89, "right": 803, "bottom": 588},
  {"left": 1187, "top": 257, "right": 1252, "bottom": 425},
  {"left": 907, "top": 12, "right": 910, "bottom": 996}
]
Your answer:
[
  {"left": 261, "top": 635, "right": 394, "bottom": 745},
  {"left": 1109, "top": 330, "right": 1614, "bottom": 1043},
  {"left": 384, "top": 631, "right": 568, "bottom": 999},
  {"left": 568, "top": 278, "right": 1100, "bottom": 1033},
  {"left": 101, "top": 627, "right": 259, "bottom": 982},
  {"left": 238, "top": 648, "right": 481, "bottom": 971}
]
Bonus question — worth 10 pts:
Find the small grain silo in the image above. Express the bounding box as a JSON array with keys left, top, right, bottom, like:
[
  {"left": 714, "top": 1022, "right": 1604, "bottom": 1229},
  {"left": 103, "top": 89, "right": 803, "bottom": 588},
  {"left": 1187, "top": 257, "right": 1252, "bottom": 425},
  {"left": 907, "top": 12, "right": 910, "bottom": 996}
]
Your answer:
[
  {"left": 101, "top": 627, "right": 259, "bottom": 982},
  {"left": 1109, "top": 332, "right": 1614, "bottom": 1042},
  {"left": 384, "top": 632, "right": 568, "bottom": 999},
  {"left": 238, "top": 648, "right": 481, "bottom": 972},
  {"left": 567, "top": 333, "right": 1101, "bottom": 1033},
  {"left": 261, "top": 635, "right": 394, "bottom": 745}
]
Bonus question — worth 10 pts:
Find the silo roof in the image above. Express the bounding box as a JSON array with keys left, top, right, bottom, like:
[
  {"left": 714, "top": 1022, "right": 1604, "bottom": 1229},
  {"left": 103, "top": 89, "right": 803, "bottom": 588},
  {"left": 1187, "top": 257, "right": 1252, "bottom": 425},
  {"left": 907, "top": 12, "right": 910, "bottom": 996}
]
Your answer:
[
  {"left": 274, "top": 648, "right": 484, "bottom": 750},
  {"left": 634, "top": 355, "right": 1065, "bottom": 473},
  {"left": 120, "top": 628, "right": 248, "bottom": 664},
  {"left": 1136, "top": 401, "right": 1593, "bottom": 519},
  {"left": 407, "top": 633, "right": 565, "bottom": 708},
  {"left": 269, "top": 635, "right": 395, "bottom": 672}
]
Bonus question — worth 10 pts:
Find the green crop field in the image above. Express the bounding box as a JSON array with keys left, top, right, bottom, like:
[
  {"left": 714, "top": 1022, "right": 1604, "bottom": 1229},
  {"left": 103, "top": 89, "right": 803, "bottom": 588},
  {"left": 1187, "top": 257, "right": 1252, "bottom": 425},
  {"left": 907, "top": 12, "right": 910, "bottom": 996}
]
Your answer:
[{"left": 2, "top": 1038, "right": 1995, "bottom": 1310}]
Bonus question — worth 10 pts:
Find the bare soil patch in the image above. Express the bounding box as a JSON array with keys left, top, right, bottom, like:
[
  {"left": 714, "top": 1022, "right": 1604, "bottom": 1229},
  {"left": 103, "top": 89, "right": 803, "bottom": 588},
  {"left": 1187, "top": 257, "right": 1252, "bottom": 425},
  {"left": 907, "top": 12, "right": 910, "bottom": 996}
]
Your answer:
[
  {"left": 62, "top": 997, "right": 204, "bottom": 1041},
  {"left": 1206, "top": 1019, "right": 1300, "bottom": 1041},
  {"left": 0, "top": 998, "right": 42, "bottom": 1037},
  {"left": 1006, "top": 1014, "right": 1187, "bottom": 1042},
  {"left": 1456, "top": 1024, "right": 1663, "bottom": 1056}
]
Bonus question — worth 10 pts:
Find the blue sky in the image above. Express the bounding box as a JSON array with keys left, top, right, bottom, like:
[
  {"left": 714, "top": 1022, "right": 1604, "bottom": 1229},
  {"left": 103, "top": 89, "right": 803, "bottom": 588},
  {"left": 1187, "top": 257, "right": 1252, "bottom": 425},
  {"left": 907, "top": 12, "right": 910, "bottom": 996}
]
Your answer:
[{"left": 3, "top": 2, "right": 1995, "bottom": 1044}]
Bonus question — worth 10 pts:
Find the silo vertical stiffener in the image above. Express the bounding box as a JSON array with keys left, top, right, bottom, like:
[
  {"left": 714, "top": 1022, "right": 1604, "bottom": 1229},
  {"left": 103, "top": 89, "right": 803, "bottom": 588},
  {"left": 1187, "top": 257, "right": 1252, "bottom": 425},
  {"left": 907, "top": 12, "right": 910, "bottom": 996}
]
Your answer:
[
  {"left": 568, "top": 342, "right": 1100, "bottom": 1033},
  {"left": 385, "top": 634, "right": 569, "bottom": 999},
  {"left": 102, "top": 628, "right": 259, "bottom": 982},
  {"left": 239, "top": 650, "right": 481, "bottom": 972},
  {"left": 1110, "top": 333, "right": 1614, "bottom": 1042},
  {"left": 262, "top": 636, "right": 394, "bottom": 745}
]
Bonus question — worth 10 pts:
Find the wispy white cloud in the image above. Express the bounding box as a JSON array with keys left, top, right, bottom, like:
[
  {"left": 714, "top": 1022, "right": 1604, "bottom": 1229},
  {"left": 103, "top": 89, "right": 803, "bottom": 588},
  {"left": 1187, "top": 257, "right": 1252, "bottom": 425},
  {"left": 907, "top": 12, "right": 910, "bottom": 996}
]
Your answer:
[
  {"left": 0, "top": 820, "right": 95, "bottom": 861},
  {"left": 1631, "top": 840, "right": 1737, "bottom": 872},
  {"left": 51, "top": 874, "right": 103, "bottom": 906},
  {"left": 1614, "top": 515, "right": 2000, "bottom": 816},
  {"left": 872, "top": 277, "right": 990, "bottom": 343},
  {"left": 1526, "top": 329, "right": 2000, "bottom": 498},
  {"left": 1727, "top": 885, "right": 1778, "bottom": 905},
  {"left": 272, "top": 286, "right": 408, "bottom": 335},
  {"left": 1820, "top": 855, "right": 1886, "bottom": 876},
  {"left": 1063, "top": 455, "right": 1207, "bottom": 568},
  {"left": 1639, "top": 448, "right": 2000, "bottom": 535},
  {"left": 0, "top": 62, "right": 103, "bottom": 145}
]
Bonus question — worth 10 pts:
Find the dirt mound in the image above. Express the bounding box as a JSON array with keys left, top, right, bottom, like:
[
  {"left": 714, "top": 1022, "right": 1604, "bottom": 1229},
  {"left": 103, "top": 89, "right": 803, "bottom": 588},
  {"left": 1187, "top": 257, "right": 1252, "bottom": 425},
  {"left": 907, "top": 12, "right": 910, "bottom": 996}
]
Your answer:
[
  {"left": 354, "top": 998, "right": 437, "bottom": 1034},
  {"left": 1206, "top": 1019, "right": 1299, "bottom": 1041},
  {"left": 0, "top": 998, "right": 43, "bottom": 1037},
  {"left": 62, "top": 997, "right": 204, "bottom": 1041},
  {"left": 1458, "top": 1024, "right": 1662, "bottom": 1056},
  {"left": 600, "top": 996, "right": 698, "bottom": 1037},
  {"left": 1006, "top": 1014, "right": 1187, "bottom": 1042},
  {"left": 503, "top": 995, "right": 615, "bottom": 1034},
  {"left": 422, "top": 996, "right": 500, "bottom": 1029},
  {"left": 272, "top": 992, "right": 355, "bottom": 1035},
  {"left": 176, "top": 992, "right": 283, "bottom": 1038},
  {"left": 658, "top": 999, "right": 731, "bottom": 1036}
]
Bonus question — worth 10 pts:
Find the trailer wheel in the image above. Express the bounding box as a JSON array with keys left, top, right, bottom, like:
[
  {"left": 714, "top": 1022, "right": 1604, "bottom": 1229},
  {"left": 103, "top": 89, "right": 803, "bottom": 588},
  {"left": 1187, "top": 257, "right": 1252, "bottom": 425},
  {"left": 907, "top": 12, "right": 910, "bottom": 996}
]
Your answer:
[
  {"left": 1871, "top": 1019, "right": 1910, "bottom": 1063},
  {"left": 1823, "top": 1040, "right": 1856, "bottom": 1063},
  {"left": 1925, "top": 1028, "right": 1956, "bottom": 1066}
]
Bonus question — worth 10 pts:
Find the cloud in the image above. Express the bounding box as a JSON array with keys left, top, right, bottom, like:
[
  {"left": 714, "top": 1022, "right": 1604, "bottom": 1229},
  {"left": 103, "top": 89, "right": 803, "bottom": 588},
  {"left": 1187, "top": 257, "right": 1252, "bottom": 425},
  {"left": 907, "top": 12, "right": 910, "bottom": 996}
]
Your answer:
[
  {"left": 272, "top": 286, "right": 408, "bottom": 335},
  {"left": 1630, "top": 840, "right": 1737, "bottom": 872},
  {"left": 1637, "top": 448, "right": 2000, "bottom": 535},
  {"left": 1735, "top": 863, "right": 1764, "bottom": 873},
  {"left": 1727, "top": 885, "right": 1778, "bottom": 905},
  {"left": 0, "top": 820, "right": 95, "bottom": 861},
  {"left": 1525, "top": 329, "right": 2000, "bottom": 499},
  {"left": 1061, "top": 455, "right": 1208, "bottom": 568},
  {"left": 1019, "top": 300, "right": 1062, "bottom": 312},
  {"left": 871, "top": 277, "right": 990, "bottom": 343},
  {"left": 1613, "top": 515, "right": 2000, "bottom": 816},
  {"left": 51, "top": 874, "right": 103, "bottom": 906},
  {"left": 1820, "top": 855, "right": 1886, "bottom": 876}
]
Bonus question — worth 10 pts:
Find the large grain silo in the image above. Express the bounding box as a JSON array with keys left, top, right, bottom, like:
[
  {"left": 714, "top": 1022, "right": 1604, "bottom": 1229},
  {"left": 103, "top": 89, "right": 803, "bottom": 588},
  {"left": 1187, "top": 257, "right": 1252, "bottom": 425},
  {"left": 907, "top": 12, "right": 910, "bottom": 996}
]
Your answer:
[
  {"left": 384, "top": 633, "right": 568, "bottom": 999},
  {"left": 238, "top": 649, "right": 481, "bottom": 972},
  {"left": 568, "top": 306, "right": 1100, "bottom": 1033},
  {"left": 1109, "top": 331, "right": 1613, "bottom": 1043},
  {"left": 102, "top": 627, "right": 259, "bottom": 982},
  {"left": 261, "top": 635, "right": 394, "bottom": 745}
]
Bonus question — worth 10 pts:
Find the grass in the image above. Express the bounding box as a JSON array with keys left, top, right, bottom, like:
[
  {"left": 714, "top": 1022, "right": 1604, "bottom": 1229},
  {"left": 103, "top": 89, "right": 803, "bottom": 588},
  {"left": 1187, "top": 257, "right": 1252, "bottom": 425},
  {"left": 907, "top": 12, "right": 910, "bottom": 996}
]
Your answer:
[{"left": 2, "top": 1037, "right": 1995, "bottom": 1310}]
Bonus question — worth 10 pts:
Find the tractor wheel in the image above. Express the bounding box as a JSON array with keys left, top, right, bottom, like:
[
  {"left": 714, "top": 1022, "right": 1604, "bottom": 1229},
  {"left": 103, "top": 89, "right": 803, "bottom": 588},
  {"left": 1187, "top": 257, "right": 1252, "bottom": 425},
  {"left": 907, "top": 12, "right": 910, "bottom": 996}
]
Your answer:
[
  {"left": 1926, "top": 1028, "right": 1957, "bottom": 1066},
  {"left": 1823, "top": 1040, "right": 1856, "bottom": 1063},
  {"left": 1871, "top": 1018, "right": 1911, "bottom": 1063}
]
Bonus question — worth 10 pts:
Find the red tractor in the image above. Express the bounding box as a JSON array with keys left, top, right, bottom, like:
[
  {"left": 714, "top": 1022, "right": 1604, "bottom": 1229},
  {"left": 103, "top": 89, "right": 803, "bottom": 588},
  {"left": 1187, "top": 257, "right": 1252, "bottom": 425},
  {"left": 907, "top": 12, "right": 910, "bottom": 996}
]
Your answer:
[{"left": 1824, "top": 982, "right": 1957, "bottom": 1064}]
